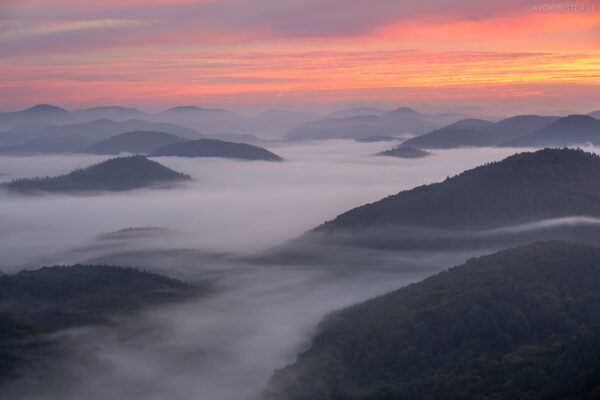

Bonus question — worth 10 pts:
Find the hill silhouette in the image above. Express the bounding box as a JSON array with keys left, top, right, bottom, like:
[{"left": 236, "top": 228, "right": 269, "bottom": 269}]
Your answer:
[
  {"left": 265, "top": 241, "right": 600, "bottom": 400},
  {"left": 403, "top": 115, "right": 557, "bottom": 149},
  {"left": 3, "top": 156, "right": 191, "bottom": 193},
  {"left": 0, "top": 134, "right": 93, "bottom": 155},
  {"left": 314, "top": 148, "right": 600, "bottom": 233},
  {"left": 150, "top": 138, "right": 282, "bottom": 161},
  {"left": 81, "top": 130, "right": 187, "bottom": 155},
  {"left": 286, "top": 107, "right": 442, "bottom": 141},
  {"left": 500, "top": 115, "right": 600, "bottom": 147},
  {"left": 0, "top": 264, "right": 197, "bottom": 381},
  {"left": 402, "top": 118, "right": 494, "bottom": 148},
  {"left": 375, "top": 145, "right": 431, "bottom": 158}
]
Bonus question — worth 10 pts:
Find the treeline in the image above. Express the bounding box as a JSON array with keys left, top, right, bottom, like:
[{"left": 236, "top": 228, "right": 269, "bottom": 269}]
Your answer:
[
  {"left": 0, "top": 264, "right": 198, "bottom": 381},
  {"left": 265, "top": 241, "right": 600, "bottom": 400}
]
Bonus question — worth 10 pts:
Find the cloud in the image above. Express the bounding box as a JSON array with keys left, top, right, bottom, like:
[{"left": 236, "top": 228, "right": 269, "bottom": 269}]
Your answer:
[{"left": 0, "top": 19, "right": 150, "bottom": 40}]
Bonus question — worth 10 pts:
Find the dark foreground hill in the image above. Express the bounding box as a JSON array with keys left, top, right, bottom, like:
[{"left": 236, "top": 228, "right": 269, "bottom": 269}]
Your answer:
[
  {"left": 0, "top": 264, "right": 198, "bottom": 381},
  {"left": 500, "top": 115, "right": 600, "bottom": 147},
  {"left": 81, "top": 130, "right": 187, "bottom": 155},
  {"left": 3, "top": 156, "right": 191, "bottom": 193},
  {"left": 265, "top": 241, "right": 600, "bottom": 400},
  {"left": 315, "top": 148, "right": 600, "bottom": 232},
  {"left": 150, "top": 138, "right": 282, "bottom": 161}
]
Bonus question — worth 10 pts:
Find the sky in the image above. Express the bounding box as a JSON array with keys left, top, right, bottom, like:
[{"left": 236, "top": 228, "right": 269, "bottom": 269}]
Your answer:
[{"left": 0, "top": 0, "right": 599, "bottom": 114}]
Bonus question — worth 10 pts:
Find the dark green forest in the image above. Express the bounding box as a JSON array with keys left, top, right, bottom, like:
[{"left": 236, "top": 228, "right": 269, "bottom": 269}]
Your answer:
[
  {"left": 0, "top": 264, "right": 198, "bottom": 381},
  {"left": 265, "top": 241, "right": 600, "bottom": 400}
]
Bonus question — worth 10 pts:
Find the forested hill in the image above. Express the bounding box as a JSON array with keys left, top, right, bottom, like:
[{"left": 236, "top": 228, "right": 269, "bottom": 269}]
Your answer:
[
  {"left": 81, "top": 130, "right": 187, "bottom": 155},
  {"left": 0, "top": 264, "right": 198, "bottom": 381},
  {"left": 149, "top": 138, "right": 283, "bottom": 161},
  {"left": 264, "top": 240, "right": 600, "bottom": 400},
  {"left": 3, "top": 156, "right": 191, "bottom": 193},
  {"left": 315, "top": 148, "right": 600, "bottom": 231}
]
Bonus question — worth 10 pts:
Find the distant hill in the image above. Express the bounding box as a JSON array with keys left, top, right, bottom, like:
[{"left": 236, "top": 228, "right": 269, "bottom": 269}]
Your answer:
[
  {"left": 375, "top": 145, "right": 431, "bottom": 158},
  {"left": 589, "top": 110, "right": 600, "bottom": 120},
  {"left": 0, "top": 104, "right": 71, "bottom": 131},
  {"left": 403, "top": 115, "right": 557, "bottom": 149},
  {"left": 356, "top": 135, "right": 400, "bottom": 143},
  {"left": 249, "top": 109, "right": 322, "bottom": 135},
  {"left": 500, "top": 115, "right": 600, "bottom": 147},
  {"left": 153, "top": 106, "right": 246, "bottom": 134},
  {"left": 326, "top": 107, "right": 389, "bottom": 119},
  {"left": 81, "top": 131, "right": 187, "bottom": 155},
  {"left": 265, "top": 241, "right": 600, "bottom": 400},
  {"left": 150, "top": 138, "right": 283, "bottom": 161},
  {"left": 402, "top": 118, "right": 494, "bottom": 148},
  {"left": 286, "top": 107, "right": 441, "bottom": 141},
  {"left": 314, "top": 148, "right": 600, "bottom": 231},
  {"left": 0, "top": 264, "right": 196, "bottom": 381},
  {"left": 71, "top": 106, "right": 147, "bottom": 122},
  {"left": 3, "top": 156, "right": 191, "bottom": 193},
  {"left": 205, "top": 132, "right": 266, "bottom": 145},
  {"left": 0, "top": 134, "right": 94, "bottom": 155},
  {"left": 0, "top": 118, "right": 200, "bottom": 149}
]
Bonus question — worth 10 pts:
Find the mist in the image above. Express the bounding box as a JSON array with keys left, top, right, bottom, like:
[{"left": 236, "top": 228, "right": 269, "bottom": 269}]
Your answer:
[
  {"left": 2, "top": 142, "right": 600, "bottom": 400},
  {"left": 0, "top": 142, "right": 527, "bottom": 270}
]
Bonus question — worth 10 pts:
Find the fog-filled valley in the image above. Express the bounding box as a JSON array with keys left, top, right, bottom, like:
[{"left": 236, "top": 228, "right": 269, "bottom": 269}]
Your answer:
[
  {"left": 0, "top": 140, "right": 522, "bottom": 399},
  {"left": 1, "top": 97, "right": 600, "bottom": 400},
  {"left": 0, "top": 142, "right": 526, "bottom": 269},
  {"left": 3, "top": 131, "right": 600, "bottom": 399},
  {"left": 3, "top": 0, "right": 600, "bottom": 396}
]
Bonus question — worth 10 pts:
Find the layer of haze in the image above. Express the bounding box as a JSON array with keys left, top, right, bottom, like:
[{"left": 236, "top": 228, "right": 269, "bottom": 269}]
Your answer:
[
  {"left": 3, "top": 143, "right": 600, "bottom": 400},
  {"left": 0, "top": 142, "right": 524, "bottom": 270}
]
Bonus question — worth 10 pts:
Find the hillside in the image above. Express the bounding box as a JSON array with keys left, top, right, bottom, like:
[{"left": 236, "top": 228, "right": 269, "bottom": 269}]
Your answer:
[
  {"left": 265, "top": 241, "right": 600, "bottom": 400},
  {"left": 314, "top": 148, "right": 600, "bottom": 232},
  {"left": 403, "top": 115, "right": 557, "bottom": 149},
  {"left": 150, "top": 138, "right": 282, "bottom": 161},
  {"left": 0, "top": 105, "right": 71, "bottom": 131},
  {"left": 81, "top": 130, "right": 187, "bottom": 155},
  {"left": 375, "top": 145, "right": 431, "bottom": 158},
  {"left": 3, "top": 156, "right": 191, "bottom": 193},
  {"left": 402, "top": 118, "right": 494, "bottom": 148},
  {"left": 404, "top": 115, "right": 557, "bottom": 149},
  {"left": 286, "top": 107, "right": 441, "bottom": 141},
  {"left": 0, "top": 134, "right": 93, "bottom": 155},
  {"left": 500, "top": 115, "right": 600, "bottom": 147},
  {"left": 0, "top": 264, "right": 196, "bottom": 381}
]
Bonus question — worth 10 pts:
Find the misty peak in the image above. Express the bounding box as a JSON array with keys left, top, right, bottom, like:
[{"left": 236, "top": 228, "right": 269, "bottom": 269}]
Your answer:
[{"left": 23, "top": 104, "right": 69, "bottom": 114}]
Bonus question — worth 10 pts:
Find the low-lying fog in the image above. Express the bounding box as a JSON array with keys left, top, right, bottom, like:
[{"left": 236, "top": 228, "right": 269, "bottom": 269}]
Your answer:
[
  {"left": 0, "top": 141, "right": 526, "bottom": 269},
  {"left": 2, "top": 142, "right": 597, "bottom": 400}
]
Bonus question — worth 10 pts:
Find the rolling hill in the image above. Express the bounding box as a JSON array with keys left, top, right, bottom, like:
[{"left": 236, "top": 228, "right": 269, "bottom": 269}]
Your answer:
[
  {"left": 0, "top": 264, "right": 197, "bottom": 381},
  {"left": 286, "top": 107, "right": 442, "bottom": 141},
  {"left": 314, "top": 148, "right": 600, "bottom": 232},
  {"left": 0, "top": 104, "right": 71, "bottom": 131},
  {"left": 500, "top": 115, "right": 600, "bottom": 147},
  {"left": 375, "top": 145, "right": 431, "bottom": 158},
  {"left": 150, "top": 138, "right": 283, "bottom": 161},
  {"left": 3, "top": 156, "right": 191, "bottom": 193},
  {"left": 0, "top": 134, "right": 94, "bottom": 155},
  {"left": 265, "top": 240, "right": 600, "bottom": 400},
  {"left": 402, "top": 118, "right": 494, "bottom": 148},
  {"left": 403, "top": 115, "right": 557, "bottom": 149},
  {"left": 81, "top": 131, "right": 188, "bottom": 155}
]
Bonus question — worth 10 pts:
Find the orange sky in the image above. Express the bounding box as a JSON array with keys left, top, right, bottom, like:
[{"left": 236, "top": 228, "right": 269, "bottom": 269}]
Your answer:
[{"left": 0, "top": 0, "right": 598, "bottom": 114}]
